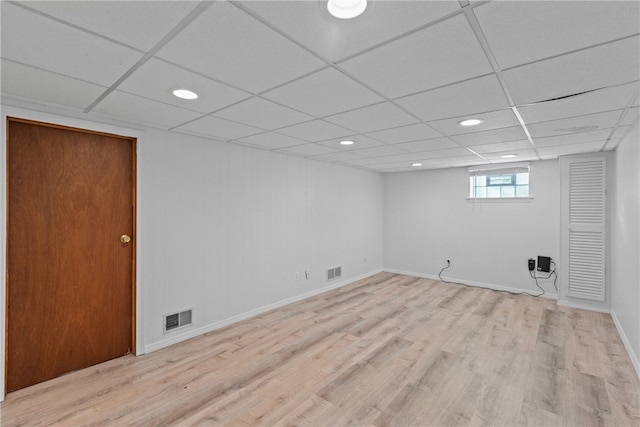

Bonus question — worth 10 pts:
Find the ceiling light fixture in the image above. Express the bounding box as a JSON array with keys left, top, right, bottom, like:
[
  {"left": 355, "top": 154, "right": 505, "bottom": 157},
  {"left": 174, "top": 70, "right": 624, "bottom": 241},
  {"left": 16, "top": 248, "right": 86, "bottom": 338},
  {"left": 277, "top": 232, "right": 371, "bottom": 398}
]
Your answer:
[
  {"left": 327, "top": 0, "right": 367, "bottom": 19},
  {"left": 500, "top": 154, "right": 517, "bottom": 159},
  {"left": 339, "top": 140, "right": 355, "bottom": 146},
  {"left": 411, "top": 162, "right": 422, "bottom": 167},
  {"left": 458, "top": 118, "right": 484, "bottom": 127},
  {"left": 172, "top": 88, "right": 198, "bottom": 100}
]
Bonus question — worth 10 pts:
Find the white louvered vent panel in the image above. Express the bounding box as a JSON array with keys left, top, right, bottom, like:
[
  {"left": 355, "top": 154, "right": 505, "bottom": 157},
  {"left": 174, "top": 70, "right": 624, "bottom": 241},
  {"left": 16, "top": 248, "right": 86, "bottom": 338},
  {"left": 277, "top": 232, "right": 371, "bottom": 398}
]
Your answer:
[
  {"left": 569, "top": 161, "right": 605, "bottom": 224},
  {"left": 567, "top": 231, "right": 605, "bottom": 301},
  {"left": 562, "top": 156, "right": 606, "bottom": 302}
]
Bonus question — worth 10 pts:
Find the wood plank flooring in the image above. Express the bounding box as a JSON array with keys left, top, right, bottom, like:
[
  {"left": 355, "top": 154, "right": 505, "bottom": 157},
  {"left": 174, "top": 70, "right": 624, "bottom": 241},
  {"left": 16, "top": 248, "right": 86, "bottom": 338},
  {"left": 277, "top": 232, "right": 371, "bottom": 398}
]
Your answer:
[{"left": 2, "top": 272, "right": 639, "bottom": 426}]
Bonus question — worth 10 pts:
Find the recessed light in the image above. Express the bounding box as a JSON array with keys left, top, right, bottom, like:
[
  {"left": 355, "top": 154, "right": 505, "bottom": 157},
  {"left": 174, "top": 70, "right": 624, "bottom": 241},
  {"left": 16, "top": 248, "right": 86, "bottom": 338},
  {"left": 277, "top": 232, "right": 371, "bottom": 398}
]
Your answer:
[
  {"left": 339, "top": 140, "right": 355, "bottom": 146},
  {"left": 172, "top": 89, "right": 198, "bottom": 100},
  {"left": 411, "top": 162, "right": 422, "bottom": 167},
  {"left": 458, "top": 118, "right": 484, "bottom": 127},
  {"left": 327, "top": 0, "right": 367, "bottom": 19},
  {"left": 500, "top": 154, "right": 517, "bottom": 158}
]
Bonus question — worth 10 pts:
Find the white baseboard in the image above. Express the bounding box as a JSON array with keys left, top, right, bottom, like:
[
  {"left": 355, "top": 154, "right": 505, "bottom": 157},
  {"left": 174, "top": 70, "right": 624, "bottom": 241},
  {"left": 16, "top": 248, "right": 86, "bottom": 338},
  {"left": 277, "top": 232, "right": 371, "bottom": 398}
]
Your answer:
[
  {"left": 611, "top": 310, "right": 640, "bottom": 381},
  {"left": 382, "top": 268, "right": 559, "bottom": 300},
  {"left": 144, "top": 268, "right": 383, "bottom": 354},
  {"left": 556, "top": 299, "right": 611, "bottom": 313}
]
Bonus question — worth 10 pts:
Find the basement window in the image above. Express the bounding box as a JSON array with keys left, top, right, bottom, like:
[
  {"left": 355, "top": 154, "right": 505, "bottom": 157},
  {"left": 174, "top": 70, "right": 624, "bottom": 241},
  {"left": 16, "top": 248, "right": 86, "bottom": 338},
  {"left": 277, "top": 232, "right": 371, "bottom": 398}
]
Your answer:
[{"left": 469, "top": 162, "right": 530, "bottom": 199}]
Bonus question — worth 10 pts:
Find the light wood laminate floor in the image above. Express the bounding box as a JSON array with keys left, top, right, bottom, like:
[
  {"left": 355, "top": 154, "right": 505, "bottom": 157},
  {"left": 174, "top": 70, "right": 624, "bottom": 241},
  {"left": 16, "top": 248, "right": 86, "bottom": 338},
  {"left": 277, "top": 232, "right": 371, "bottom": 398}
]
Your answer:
[{"left": 2, "top": 272, "right": 639, "bottom": 426}]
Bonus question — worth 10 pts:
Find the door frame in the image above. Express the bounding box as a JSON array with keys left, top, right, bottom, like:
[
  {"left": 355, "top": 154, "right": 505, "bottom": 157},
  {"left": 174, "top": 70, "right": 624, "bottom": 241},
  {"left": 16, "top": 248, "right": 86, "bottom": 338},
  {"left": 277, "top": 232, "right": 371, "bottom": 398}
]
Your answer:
[{"left": 1, "top": 106, "right": 145, "bottom": 399}]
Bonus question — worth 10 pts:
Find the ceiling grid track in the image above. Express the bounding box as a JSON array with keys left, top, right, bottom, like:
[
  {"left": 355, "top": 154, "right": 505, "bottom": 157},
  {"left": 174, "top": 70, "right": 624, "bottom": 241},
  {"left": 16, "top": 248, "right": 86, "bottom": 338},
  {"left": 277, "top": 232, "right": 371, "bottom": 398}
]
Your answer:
[
  {"left": 461, "top": 3, "right": 541, "bottom": 161},
  {"left": 230, "top": 0, "right": 489, "bottom": 163},
  {"left": 601, "top": 88, "right": 640, "bottom": 151},
  {"left": 2, "top": 1, "right": 638, "bottom": 172},
  {"left": 83, "top": 1, "right": 213, "bottom": 113}
]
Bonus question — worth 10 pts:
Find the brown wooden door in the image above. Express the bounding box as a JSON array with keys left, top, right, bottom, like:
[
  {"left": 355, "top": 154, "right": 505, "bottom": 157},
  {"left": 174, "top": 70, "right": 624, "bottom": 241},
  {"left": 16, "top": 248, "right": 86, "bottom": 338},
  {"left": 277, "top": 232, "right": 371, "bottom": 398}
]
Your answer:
[{"left": 6, "top": 118, "right": 136, "bottom": 393}]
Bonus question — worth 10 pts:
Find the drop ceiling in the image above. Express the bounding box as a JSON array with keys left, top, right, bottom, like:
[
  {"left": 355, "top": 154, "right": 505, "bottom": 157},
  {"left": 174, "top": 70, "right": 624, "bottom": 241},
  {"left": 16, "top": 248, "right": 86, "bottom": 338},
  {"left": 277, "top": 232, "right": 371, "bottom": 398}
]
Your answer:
[{"left": 1, "top": 0, "right": 639, "bottom": 173}]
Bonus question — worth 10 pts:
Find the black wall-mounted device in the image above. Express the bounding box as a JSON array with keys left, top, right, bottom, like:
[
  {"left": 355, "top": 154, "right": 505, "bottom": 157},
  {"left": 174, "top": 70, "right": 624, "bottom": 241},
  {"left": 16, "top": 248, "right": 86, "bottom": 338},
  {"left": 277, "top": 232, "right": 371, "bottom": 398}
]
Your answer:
[
  {"left": 528, "top": 258, "right": 535, "bottom": 271},
  {"left": 537, "top": 256, "right": 551, "bottom": 273}
]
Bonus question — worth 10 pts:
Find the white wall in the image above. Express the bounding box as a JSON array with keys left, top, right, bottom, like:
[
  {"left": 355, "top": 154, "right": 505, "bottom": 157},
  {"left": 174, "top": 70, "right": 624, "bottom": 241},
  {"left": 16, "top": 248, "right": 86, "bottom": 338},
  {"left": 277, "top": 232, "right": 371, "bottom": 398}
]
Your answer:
[
  {"left": 0, "top": 106, "right": 385, "bottom": 396},
  {"left": 140, "top": 129, "right": 384, "bottom": 351},
  {"left": 384, "top": 160, "right": 560, "bottom": 296},
  {"left": 610, "top": 120, "right": 640, "bottom": 377}
]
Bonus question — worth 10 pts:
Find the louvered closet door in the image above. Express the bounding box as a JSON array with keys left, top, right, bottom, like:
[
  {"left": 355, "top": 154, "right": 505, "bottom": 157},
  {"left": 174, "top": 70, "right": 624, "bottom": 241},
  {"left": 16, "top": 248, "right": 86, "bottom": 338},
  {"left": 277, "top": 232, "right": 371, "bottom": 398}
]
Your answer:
[{"left": 562, "top": 156, "right": 606, "bottom": 301}]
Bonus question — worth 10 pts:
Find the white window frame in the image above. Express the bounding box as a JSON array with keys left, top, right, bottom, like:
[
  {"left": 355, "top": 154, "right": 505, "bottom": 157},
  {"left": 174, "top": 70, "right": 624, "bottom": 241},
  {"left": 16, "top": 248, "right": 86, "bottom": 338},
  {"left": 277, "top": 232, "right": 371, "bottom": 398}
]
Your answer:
[{"left": 468, "top": 162, "right": 533, "bottom": 202}]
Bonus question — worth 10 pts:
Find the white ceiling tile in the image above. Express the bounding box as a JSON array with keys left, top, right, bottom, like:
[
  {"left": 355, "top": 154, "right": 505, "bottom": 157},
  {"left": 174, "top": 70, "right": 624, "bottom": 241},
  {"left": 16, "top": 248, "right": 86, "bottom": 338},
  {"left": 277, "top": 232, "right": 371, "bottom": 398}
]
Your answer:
[
  {"left": 480, "top": 149, "right": 538, "bottom": 161},
  {"left": 310, "top": 151, "right": 365, "bottom": 163},
  {"left": 474, "top": 1, "right": 640, "bottom": 69},
  {"left": 396, "top": 75, "right": 510, "bottom": 122},
  {"left": 504, "top": 36, "right": 640, "bottom": 105},
  {"left": 490, "top": 156, "right": 540, "bottom": 165},
  {"left": 518, "top": 82, "right": 640, "bottom": 124},
  {"left": 213, "top": 97, "right": 313, "bottom": 131},
  {"left": 92, "top": 90, "right": 201, "bottom": 129},
  {"left": 277, "top": 143, "right": 338, "bottom": 157},
  {"left": 155, "top": 2, "right": 325, "bottom": 93},
  {"left": 527, "top": 110, "right": 624, "bottom": 138},
  {"left": 317, "top": 135, "right": 385, "bottom": 151},
  {"left": 1, "top": 3, "right": 142, "bottom": 86},
  {"left": 367, "top": 159, "right": 442, "bottom": 170},
  {"left": 276, "top": 120, "right": 353, "bottom": 142},
  {"left": 339, "top": 14, "right": 493, "bottom": 98},
  {"left": 365, "top": 123, "right": 442, "bottom": 144},
  {"left": 621, "top": 107, "right": 639, "bottom": 126},
  {"left": 118, "top": 58, "right": 249, "bottom": 114},
  {"left": 24, "top": 1, "right": 200, "bottom": 51},
  {"left": 395, "top": 138, "right": 459, "bottom": 153},
  {"left": 533, "top": 129, "right": 613, "bottom": 148},
  {"left": 236, "top": 132, "right": 307, "bottom": 150},
  {"left": 603, "top": 139, "right": 622, "bottom": 151},
  {"left": 241, "top": 1, "right": 461, "bottom": 63},
  {"left": 325, "top": 102, "right": 419, "bottom": 133},
  {"left": 339, "top": 157, "right": 395, "bottom": 167},
  {"left": 420, "top": 147, "right": 473, "bottom": 159},
  {"left": 434, "top": 155, "right": 485, "bottom": 166},
  {"left": 469, "top": 140, "right": 532, "bottom": 154},
  {"left": 360, "top": 153, "right": 441, "bottom": 165},
  {"left": 176, "top": 115, "right": 263, "bottom": 140},
  {"left": 1, "top": 59, "right": 105, "bottom": 110},
  {"left": 450, "top": 126, "right": 527, "bottom": 146},
  {"left": 369, "top": 167, "right": 410, "bottom": 173},
  {"left": 263, "top": 68, "right": 383, "bottom": 117},
  {"left": 348, "top": 144, "right": 408, "bottom": 158},
  {"left": 427, "top": 109, "right": 520, "bottom": 136},
  {"left": 610, "top": 126, "right": 631, "bottom": 140},
  {"left": 538, "top": 141, "right": 605, "bottom": 156}
]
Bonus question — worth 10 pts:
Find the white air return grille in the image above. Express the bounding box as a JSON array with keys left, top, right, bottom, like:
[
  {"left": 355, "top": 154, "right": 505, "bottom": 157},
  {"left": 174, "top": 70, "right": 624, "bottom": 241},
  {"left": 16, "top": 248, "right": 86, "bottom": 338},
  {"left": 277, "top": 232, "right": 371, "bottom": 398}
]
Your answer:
[
  {"left": 569, "top": 161, "right": 605, "bottom": 224},
  {"left": 568, "top": 231, "right": 605, "bottom": 300},
  {"left": 563, "top": 156, "right": 606, "bottom": 301},
  {"left": 164, "top": 308, "right": 193, "bottom": 333},
  {"left": 327, "top": 266, "right": 342, "bottom": 281}
]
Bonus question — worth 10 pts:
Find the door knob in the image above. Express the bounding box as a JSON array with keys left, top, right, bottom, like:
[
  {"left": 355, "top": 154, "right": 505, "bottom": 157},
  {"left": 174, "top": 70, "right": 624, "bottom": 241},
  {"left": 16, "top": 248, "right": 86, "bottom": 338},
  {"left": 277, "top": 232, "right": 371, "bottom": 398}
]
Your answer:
[{"left": 120, "top": 234, "right": 132, "bottom": 244}]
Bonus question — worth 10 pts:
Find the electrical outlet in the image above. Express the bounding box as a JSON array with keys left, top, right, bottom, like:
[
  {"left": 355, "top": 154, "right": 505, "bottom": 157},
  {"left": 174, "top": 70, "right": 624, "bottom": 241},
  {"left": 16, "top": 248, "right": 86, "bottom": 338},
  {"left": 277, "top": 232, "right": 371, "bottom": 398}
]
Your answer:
[{"left": 305, "top": 270, "right": 310, "bottom": 280}]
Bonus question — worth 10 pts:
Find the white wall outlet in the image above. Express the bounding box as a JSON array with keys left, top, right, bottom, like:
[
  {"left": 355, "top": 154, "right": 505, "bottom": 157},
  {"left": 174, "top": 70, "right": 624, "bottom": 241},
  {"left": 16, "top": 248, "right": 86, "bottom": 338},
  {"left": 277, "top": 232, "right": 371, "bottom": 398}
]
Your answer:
[{"left": 305, "top": 270, "right": 310, "bottom": 280}]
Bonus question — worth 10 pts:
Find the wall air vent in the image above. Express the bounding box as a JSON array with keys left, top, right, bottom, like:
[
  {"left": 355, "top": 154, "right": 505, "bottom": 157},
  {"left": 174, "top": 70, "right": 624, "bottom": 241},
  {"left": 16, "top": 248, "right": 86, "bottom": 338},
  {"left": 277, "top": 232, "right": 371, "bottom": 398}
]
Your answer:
[
  {"left": 327, "top": 266, "right": 342, "bottom": 281},
  {"left": 163, "top": 308, "right": 193, "bottom": 333}
]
